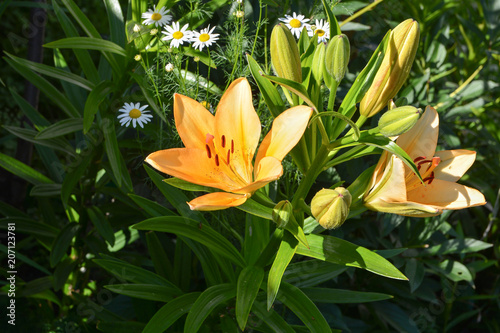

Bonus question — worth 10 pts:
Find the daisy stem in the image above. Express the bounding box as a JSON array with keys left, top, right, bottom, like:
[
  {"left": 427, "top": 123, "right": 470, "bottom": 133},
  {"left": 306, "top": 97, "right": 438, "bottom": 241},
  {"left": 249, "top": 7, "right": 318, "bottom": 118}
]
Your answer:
[
  {"left": 195, "top": 60, "right": 200, "bottom": 98},
  {"left": 264, "top": 5, "right": 269, "bottom": 72},
  {"left": 206, "top": 48, "right": 212, "bottom": 101},
  {"left": 250, "top": 0, "right": 263, "bottom": 58},
  {"left": 226, "top": 11, "right": 244, "bottom": 90}
]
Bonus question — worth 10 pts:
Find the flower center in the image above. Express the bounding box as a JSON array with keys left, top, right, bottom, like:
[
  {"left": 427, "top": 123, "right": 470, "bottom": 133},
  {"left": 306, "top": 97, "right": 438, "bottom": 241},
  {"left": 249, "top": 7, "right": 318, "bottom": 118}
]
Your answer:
[
  {"left": 173, "top": 31, "right": 184, "bottom": 39},
  {"left": 204, "top": 132, "right": 249, "bottom": 186},
  {"left": 406, "top": 156, "right": 441, "bottom": 190},
  {"left": 129, "top": 108, "right": 142, "bottom": 119},
  {"left": 151, "top": 13, "right": 162, "bottom": 21},
  {"left": 315, "top": 29, "right": 325, "bottom": 37},
  {"left": 199, "top": 33, "right": 210, "bottom": 42},
  {"left": 289, "top": 18, "right": 302, "bottom": 28}
]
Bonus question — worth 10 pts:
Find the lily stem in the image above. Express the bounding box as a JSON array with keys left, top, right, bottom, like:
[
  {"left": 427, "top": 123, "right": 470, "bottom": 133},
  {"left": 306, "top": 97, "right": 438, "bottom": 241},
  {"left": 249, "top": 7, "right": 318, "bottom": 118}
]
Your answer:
[{"left": 291, "top": 145, "right": 329, "bottom": 209}]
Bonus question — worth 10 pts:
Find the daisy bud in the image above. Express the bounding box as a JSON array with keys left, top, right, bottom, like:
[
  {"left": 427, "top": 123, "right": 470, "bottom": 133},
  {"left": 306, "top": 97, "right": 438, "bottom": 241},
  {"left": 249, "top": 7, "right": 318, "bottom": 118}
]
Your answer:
[
  {"left": 359, "top": 19, "right": 420, "bottom": 118},
  {"left": 165, "top": 63, "right": 174, "bottom": 72},
  {"left": 150, "top": 28, "right": 158, "bottom": 35},
  {"left": 272, "top": 200, "right": 294, "bottom": 229},
  {"left": 325, "top": 34, "right": 350, "bottom": 84},
  {"left": 134, "top": 54, "right": 142, "bottom": 61},
  {"left": 133, "top": 24, "right": 141, "bottom": 33},
  {"left": 311, "top": 187, "right": 351, "bottom": 229},
  {"left": 270, "top": 24, "right": 302, "bottom": 83},
  {"left": 378, "top": 106, "right": 421, "bottom": 137},
  {"left": 193, "top": 56, "right": 200, "bottom": 62},
  {"left": 235, "top": 10, "right": 244, "bottom": 18}
]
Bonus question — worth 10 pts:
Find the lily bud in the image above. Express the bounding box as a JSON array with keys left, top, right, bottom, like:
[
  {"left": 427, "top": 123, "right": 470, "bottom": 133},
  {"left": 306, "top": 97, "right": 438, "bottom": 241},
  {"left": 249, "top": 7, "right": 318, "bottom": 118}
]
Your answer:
[
  {"left": 359, "top": 19, "right": 420, "bottom": 118},
  {"left": 270, "top": 24, "right": 302, "bottom": 83},
  {"left": 378, "top": 106, "right": 421, "bottom": 137},
  {"left": 272, "top": 200, "right": 294, "bottom": 229},
  {"left": 325, "top": 34, "right": 350, "bottom": 84},
  {"left": 311, "top": 187, "right": 351, "bottom": 229}
]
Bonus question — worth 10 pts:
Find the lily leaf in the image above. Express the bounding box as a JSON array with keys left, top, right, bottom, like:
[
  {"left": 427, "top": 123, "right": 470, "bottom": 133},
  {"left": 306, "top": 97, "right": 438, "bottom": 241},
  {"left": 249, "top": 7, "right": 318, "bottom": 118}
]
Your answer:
[
  {"left": 132, "top": 216, "right": 246, "bottom": 267},
  {"left": 263, "top": 74, "right": 318, "bottom": 111},
  {"left": 296, "top": 233, "right": 408, "bottom": 280},
  {"left": 246, "top": 53, "right": 285, "bottom": 118},
  {"left": 268, "top": 233, "right": 297, "bottom": 309}
]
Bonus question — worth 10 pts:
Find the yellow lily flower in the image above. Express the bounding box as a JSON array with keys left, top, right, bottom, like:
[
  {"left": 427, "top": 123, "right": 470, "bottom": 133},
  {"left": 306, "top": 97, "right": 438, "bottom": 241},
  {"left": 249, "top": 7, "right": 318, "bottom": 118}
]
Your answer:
[
  {"left": 364, "top": 106, "right": 486, "bottom": 216},
  {"left": 146, "top": 78, "right": 312, "bottom": 210}
]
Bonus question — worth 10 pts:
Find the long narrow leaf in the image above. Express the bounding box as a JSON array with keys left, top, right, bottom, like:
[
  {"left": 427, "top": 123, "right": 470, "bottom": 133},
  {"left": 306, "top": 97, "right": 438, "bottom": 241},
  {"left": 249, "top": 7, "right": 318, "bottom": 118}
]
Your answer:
[
  {"left": 52, "top": 0, "right": 100, "bottom": 83},
  {"left": 277, "top": 282, "right": 331, "bottom": 332},
  {"left": 296, "top": 233, "right": 407, "bottom": 280},
  {"left": 132, "top": 216, "right": 246, "bottom": 268},
  {"left": 36, "top": 118, "right": 84, "bottom": 139},
  {"left": 142, "top": 293, "right": 201, "bottom": 333},
  {"left": 5, "top": 57, "right": 81, "bottom": 117},
  {"left": 184, "top": 284, "right": 236, "bottom": 333},
  {"left": 44, "top": 37, "right": 127, "bottom": 57},
  {"left": 236, "top": 266, "right": 265, "bottom": 330},
  {"left": 267, "top": 233, "right": 297, "bottom": 309},
  {"left": 0, "top": 152, "right": 53, "bottom": 185},
  {"left": 5, "top": 52, "right": 94, "bottom": 91}
]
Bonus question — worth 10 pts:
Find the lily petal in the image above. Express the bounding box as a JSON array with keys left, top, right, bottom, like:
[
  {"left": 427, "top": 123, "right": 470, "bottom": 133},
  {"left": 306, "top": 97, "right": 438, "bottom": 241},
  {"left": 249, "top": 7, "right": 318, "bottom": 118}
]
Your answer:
[
  {"left": 187, "top": 192, "right": 249, "bottom": 211},
  {"left": 254, "top": 105, "right": 312, "bottom": 173},
  {"left": 365, "top": 155, "right": 407, "bottom": 205},
  {"left": 214, "top": 78, "right": 261, "bottom": 184},
  {"left": 396, "top": 106, "right": 438, "bottom": 160},
  {"left": 145, "top": 148, "right": 244, "bottom": 191},
  {"left": 367, "top": 198, "right": 441, "bottom": 217},
  {"left": 234, "top": 156, "right": 283, "bottom": 194},
  {"left": 174, "top": 93, "right": 215, "bottom": 149},
  {"left": 407, "top": 179, "right": 486, "bottom": 209},
  {"left": 434, "top": 150, "right": 476, "bottom": 182}
]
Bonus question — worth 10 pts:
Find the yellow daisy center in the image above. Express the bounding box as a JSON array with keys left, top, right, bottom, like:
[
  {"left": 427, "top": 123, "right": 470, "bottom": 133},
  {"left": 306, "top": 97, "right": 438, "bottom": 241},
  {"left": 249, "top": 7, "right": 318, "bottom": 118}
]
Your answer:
[
  {"left": 199, "top": 33, "right": 210, "bottom": 42},
  {"left": 315, "top": 29, "right": 325, "bottom": 37},
  {"left": 290, "top": 18, "right": 302, "bottom": 28},
  {"left": 173, "top": 31, "right": 184, "bottom": 39},
  {"left": 129, "top": 108, "right": 142, "bottom": 119},
  {"left": 151, "top": 13, "right": 162, "bottom": 21}
]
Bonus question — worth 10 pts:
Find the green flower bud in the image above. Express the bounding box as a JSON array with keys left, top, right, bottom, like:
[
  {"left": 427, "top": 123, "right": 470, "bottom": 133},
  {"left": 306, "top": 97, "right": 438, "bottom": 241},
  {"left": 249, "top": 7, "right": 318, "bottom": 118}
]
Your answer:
[
  {"left": 272, "top": 200, "right": 293, "bottom": 229},
  {"left": 359, "top": 19, "right": 420, "bottom": 118},
  {"left": 311, "top": 187, "right": 351, "bottom": 229},
  {"left": 325, "top": 34, "right": 350, "bottom": 84},
  {"left": 270, "top": 24, "right": 302, "bottom": 83},
  {"left": 378, "top": 106, "right": 421, "bottom": 137}
]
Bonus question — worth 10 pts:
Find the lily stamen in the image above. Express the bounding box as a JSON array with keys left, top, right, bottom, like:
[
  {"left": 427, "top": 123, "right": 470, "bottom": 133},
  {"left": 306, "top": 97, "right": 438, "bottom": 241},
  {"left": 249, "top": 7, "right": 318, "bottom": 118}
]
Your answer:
[{"left": 406, "top": 156, "right": 440, "bottom": 189}]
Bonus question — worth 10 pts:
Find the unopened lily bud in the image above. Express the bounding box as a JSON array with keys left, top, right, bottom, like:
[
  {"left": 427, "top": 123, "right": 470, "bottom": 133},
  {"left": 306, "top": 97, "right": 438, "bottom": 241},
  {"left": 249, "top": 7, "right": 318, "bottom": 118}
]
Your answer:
[
  {"left": 359, "top": 19, "right": 420, "bottom": 118},
  {"left": 272, "top": 200, "right": 293, "bottom": 229},
  {"left": 325, "top": 34, "right": 350, "bottom": 84},
  {"left": 311, "top": 187, "right": 351, "bottom": 229},
  {"left": 270, "top": 24, "right": 302, "bottom": 83},
  {"left": 378, "top": 106, "right": 421, "bottom": 137}
]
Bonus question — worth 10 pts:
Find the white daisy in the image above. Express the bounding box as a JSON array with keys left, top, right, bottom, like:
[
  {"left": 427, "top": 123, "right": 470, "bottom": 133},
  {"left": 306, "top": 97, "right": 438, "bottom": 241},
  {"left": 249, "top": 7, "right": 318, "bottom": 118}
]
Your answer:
[
  {"left": 162, "top": 22, "right": 193, "bottom": 48},
  {"left": 308, "top": 19, "right": 330, "bottom": 43},
  {"left": 191, "top": 25, "right": 219, "bottom": 51},
  {"left": 117, "top": 103, "right": 153, "bottom": 128},
  {"left": 279, "top": 12, "right": 310, "bottom": 39},
  {"left": 142, "top": 6, "right": 172, "bottom": 27}
]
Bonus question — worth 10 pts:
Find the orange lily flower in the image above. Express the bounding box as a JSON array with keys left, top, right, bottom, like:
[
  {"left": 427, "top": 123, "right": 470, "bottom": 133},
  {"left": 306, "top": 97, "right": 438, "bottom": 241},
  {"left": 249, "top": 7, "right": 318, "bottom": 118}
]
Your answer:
[
  {"left": 364, "top": 106, "right": 486, "bottom": 216},
  {"left": 146, "top": 78, "right": 312, "bottom": 210}
]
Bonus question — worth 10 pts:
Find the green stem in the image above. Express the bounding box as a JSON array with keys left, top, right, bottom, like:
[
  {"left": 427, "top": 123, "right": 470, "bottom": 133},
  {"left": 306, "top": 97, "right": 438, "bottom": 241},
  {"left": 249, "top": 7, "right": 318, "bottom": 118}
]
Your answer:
[
  {"left": 291, "top": 145, "right": 329, "bottom": 208},
  {"left": 206, "top": 48, "right": 212, "bottom": 101}
]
